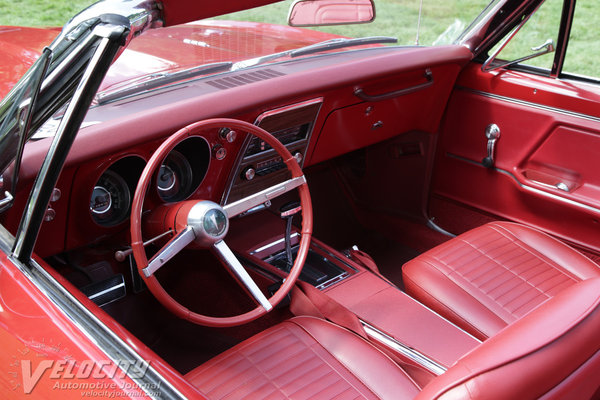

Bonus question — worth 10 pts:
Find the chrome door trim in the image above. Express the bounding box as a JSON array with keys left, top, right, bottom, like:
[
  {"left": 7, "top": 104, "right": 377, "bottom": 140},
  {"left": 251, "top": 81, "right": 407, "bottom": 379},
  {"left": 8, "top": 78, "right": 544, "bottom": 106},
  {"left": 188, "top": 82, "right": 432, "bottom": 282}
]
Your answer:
[
  {"left": 0, "top": 225, "right": 186, "bottom": 399},
  {"left": 457, "top": 86, "right": 600, "bottom": 124},
  {"left": 446, "top": 153, "right": 600, "bottom": 217}
]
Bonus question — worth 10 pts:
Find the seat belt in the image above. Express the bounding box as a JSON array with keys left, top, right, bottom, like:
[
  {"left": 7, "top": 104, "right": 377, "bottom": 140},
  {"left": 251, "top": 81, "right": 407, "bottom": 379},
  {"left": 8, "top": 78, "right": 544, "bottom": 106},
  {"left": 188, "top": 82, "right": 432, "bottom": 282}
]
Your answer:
[{"left": 290, "top": 280, "right": 368, "bottom": 339}]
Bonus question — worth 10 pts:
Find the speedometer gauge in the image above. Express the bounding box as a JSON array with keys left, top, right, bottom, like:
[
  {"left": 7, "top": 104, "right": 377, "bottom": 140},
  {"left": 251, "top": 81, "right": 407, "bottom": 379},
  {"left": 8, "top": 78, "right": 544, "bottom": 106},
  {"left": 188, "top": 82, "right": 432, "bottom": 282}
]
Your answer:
[{"left": 90, "top": 170, "right": 131, "bottom": 226}]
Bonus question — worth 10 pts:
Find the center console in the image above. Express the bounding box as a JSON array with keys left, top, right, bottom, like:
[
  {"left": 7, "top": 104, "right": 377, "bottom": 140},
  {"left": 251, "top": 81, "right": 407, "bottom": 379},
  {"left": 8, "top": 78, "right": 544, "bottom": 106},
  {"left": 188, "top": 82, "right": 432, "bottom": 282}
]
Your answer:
[{"left": 227, "top": 211, "right": 480, "bottom": 386}]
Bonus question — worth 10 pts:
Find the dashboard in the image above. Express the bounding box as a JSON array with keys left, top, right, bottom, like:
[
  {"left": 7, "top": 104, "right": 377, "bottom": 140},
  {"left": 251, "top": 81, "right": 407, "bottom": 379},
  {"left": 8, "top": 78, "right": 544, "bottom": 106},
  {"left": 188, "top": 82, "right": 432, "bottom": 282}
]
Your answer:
[{"left": 4, "top": 45, "right": 470, "bottom": 258}]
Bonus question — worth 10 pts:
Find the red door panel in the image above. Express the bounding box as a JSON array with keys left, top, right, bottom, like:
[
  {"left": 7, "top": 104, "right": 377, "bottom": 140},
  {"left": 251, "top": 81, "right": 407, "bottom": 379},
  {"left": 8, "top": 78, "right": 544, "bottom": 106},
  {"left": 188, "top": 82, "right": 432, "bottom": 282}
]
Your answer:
[{"left": 432, "top": 63, "right": 600, "bottom": 254}]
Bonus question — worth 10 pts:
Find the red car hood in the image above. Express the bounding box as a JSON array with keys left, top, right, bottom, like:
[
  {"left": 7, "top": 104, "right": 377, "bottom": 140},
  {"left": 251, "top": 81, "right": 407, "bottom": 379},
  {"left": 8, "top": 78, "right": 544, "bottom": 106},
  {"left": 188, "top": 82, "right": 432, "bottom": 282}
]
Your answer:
[
  {"left": 0, "top": 26, "right": 61, "bottom": 99},
  {"left": 0, "top": 20, "right": 340, "bottom": 100}
]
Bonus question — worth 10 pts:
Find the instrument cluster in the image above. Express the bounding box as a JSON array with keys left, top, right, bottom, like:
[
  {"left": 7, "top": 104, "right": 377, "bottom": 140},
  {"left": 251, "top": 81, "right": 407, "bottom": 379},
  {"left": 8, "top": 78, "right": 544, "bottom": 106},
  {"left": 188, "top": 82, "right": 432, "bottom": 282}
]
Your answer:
[{"left": 89, "top": 137, "right": 210, "bottom": 227}]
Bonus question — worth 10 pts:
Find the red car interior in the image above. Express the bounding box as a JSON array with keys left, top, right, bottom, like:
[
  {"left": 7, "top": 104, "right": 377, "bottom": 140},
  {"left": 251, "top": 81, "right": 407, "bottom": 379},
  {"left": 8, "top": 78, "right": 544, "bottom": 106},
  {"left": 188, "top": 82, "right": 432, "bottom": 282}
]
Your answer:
[{"left": 7, "top": 6, "right": 600, "bottom": 396}]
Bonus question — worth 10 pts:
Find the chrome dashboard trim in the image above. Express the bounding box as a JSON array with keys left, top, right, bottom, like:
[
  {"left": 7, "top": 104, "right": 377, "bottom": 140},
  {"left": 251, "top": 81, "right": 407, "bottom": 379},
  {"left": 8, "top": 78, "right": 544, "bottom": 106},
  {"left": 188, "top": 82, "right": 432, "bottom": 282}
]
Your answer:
[
  {"left": 220, "top": 98, "right": 323, "bottom": 206},
  {"left": 253, "top": 97, "right": 324, "bottom": 127}
]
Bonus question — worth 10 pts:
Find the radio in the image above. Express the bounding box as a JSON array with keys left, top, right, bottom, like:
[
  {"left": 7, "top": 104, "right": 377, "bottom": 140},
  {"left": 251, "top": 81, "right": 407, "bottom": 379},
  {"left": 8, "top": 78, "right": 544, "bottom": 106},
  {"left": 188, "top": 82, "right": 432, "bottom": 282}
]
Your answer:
[{"left": 222, "top": 98, "right": 322, "bottom": 205}]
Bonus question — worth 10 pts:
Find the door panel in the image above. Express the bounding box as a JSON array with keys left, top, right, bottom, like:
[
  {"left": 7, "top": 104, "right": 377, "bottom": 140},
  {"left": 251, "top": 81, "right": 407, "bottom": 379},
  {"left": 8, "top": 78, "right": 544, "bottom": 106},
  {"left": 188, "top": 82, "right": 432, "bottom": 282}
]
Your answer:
[{"left": 431, "top": 63, "right": 600, "bottom": 253}]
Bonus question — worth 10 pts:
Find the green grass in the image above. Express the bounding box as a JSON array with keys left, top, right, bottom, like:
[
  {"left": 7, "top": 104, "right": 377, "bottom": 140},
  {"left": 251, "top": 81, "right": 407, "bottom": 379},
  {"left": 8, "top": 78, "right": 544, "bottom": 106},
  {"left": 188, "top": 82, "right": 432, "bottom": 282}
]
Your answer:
[
  {"left": 0, "top": 0, "right": 95, "bottom": 27},
  {"left": 0, "top": 0, "right": 596, "bottom": 78}
]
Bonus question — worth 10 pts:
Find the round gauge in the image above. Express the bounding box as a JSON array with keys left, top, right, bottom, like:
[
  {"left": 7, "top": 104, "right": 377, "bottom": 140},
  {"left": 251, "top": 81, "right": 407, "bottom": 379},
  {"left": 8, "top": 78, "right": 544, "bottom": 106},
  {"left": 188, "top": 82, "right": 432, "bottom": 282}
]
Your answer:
[
  {"left": 157, "top": 150, "right": 193, "bottom": 202},
  {"left": 90, "top": 170, "right": 131, "bottom": 226},
  {"left": 90, "top": 186, "right": 112, "bottom": 215}
]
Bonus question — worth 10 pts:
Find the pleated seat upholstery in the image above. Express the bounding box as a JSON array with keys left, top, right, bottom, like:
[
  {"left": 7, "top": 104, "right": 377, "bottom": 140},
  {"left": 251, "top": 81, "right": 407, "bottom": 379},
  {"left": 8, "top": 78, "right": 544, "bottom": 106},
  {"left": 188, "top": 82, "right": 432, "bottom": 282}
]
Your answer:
[
  {"left": 187, "top": 279, "right": 600, "bottom": 399},
  {"left": 402, "top": 221, "right": 600, "bottom": 339},
  {"left": 186, "top": 316, "right": 420, "bottom": 400}
]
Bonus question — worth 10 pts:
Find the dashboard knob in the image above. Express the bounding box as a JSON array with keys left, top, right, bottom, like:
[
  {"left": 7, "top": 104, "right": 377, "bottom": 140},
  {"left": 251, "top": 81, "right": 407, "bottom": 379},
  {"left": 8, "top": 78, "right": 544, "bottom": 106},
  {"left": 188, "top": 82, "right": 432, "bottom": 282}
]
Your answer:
[
  {"left": 44, "top": 207, "right": 56, "bottom": 222},
  {"left": 212, "top": 144, "right": 227, "bottom": 160},
  {"left": 243, "top": 167, "right": 256, "bottom": 181},
  {"left": 219, "top": 128, "right": 237, "bottom": 143},
  {"left": 293, "top": 152, "right": 303, "bottom": 164}
]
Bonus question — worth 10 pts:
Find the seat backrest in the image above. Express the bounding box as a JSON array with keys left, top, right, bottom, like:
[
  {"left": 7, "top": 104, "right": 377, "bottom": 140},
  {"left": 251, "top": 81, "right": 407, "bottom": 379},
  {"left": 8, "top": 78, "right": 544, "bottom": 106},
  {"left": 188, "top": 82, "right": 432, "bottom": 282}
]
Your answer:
[{"left": 417, "top": 277, "right": 600, "bottom": 400}]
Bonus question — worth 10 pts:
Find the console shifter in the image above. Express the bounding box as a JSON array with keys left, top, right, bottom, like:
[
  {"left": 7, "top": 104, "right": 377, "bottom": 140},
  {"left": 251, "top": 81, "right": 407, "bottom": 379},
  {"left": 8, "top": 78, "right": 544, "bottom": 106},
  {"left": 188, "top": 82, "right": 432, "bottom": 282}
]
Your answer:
[{"left": 279, "top": 201, "right": 302, "bottom": 272}]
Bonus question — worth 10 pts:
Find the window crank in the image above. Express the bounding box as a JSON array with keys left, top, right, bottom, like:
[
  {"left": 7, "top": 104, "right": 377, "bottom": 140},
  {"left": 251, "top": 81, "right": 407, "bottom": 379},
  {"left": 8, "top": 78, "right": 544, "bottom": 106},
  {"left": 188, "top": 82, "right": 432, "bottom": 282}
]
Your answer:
[{"left": 482, "top": 124, "right": 500, "bottom": 168}]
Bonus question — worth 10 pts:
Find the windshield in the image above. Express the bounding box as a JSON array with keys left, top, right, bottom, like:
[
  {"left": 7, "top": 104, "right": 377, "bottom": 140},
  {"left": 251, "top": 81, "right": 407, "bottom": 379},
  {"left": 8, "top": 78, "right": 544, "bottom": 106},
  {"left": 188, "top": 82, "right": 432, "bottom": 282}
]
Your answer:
[
  {"left": 96, "top": 0, "right": 492, "bottom": 101},
  {"left": 1, "top": 0, "right": 496, "bottom": 142},
  {"left": 218, "top": 0, "right": 491, "bottom": 46}
]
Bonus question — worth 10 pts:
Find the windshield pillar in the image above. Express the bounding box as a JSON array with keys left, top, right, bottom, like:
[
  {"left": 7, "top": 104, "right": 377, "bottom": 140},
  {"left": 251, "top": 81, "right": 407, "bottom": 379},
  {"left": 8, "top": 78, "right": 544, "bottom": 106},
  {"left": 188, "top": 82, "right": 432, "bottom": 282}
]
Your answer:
[{"left": 13, "top": 24, "right": 129, "bottom": 263}]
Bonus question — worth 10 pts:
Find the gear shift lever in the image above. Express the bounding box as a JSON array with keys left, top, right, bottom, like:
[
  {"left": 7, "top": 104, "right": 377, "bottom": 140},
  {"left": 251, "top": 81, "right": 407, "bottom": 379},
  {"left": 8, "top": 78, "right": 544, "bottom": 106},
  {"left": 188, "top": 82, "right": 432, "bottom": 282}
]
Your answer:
[{"left": 279, "top": 201, "right": 302, "bottom": 272}]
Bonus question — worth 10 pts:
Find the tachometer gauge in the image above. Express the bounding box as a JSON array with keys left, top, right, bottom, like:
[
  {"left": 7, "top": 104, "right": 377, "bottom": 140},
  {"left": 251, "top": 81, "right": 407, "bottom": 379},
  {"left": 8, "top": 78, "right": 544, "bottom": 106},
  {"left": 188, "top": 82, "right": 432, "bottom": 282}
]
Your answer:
[
  {"left": 157, "top": 150, "right": 193, "bottom": 202},
  {"left": 90, "top": 170, "right": 131, "bottom": 226}
]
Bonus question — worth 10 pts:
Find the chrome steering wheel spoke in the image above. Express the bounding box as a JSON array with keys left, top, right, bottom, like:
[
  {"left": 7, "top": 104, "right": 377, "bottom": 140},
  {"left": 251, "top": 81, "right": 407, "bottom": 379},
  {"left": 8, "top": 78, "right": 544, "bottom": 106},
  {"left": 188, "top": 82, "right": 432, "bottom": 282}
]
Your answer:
[
  {"left": 213, "top": 240, "right": 273, "bottom": 311},
  {"left": 142, "top": 226, "right": 196, "bottom": 277},
  {"left": 223, "top": 175, "right": 306, "bottom": 218}
]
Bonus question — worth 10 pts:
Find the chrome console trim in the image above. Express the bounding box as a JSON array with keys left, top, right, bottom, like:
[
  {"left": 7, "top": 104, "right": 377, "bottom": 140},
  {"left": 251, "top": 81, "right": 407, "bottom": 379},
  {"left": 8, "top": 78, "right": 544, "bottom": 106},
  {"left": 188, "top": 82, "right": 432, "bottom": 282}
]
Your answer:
[
  {"left": 361, "top": 320, "right": 447, "bottom": 375},
  {"left": 250, "top": 232, "right": 300, "bottom": 255}
]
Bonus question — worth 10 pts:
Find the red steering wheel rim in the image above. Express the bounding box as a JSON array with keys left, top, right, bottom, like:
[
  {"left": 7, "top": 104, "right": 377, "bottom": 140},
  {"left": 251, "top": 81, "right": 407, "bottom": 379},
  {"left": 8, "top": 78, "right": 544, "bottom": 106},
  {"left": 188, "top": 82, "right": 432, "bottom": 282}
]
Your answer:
[{"left": 130, "top": 118, "right": 312, "bottom": 327}]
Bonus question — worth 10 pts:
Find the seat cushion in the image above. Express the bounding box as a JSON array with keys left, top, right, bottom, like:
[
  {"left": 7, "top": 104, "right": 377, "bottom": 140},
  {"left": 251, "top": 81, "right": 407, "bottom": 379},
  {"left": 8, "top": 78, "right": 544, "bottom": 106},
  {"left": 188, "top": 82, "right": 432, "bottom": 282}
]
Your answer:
[
  {"left": 186, "top": 316, "right": 420, "bottom": 400},
  {"left": 417, "top": 277, "right": 600, "bottom": 400},
  {"left": 403, "top": 221, "right": 600, "bottom": 340}
]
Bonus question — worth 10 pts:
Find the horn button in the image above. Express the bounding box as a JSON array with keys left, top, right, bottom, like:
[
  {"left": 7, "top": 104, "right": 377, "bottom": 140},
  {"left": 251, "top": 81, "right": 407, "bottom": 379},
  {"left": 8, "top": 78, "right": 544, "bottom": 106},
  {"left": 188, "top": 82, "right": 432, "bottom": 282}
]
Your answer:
[{"left": 188, "top": 201, "right": 229, "bottom": 247}]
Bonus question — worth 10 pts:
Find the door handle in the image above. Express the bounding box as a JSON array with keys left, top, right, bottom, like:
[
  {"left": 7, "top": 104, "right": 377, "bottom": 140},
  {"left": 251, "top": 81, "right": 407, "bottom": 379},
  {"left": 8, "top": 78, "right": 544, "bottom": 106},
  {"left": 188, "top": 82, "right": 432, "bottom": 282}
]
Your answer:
[{"left": 482, "top": 124, "right": 500, "bottom": 168}]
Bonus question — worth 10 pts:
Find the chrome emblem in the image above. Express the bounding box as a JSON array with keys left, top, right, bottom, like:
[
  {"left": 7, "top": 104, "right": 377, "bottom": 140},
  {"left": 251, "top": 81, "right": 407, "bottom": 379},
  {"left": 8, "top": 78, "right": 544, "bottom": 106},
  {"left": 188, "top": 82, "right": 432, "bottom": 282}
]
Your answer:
[{"left": 203, "top": 209, "right": 228, "bottom": 237}]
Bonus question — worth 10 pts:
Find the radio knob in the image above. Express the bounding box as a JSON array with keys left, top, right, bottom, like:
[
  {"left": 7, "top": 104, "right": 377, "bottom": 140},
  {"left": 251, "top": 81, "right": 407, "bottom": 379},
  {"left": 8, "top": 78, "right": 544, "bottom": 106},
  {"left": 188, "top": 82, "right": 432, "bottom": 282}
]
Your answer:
[{"left": 243, "top": 167, "right": 256, "bottom": 181}]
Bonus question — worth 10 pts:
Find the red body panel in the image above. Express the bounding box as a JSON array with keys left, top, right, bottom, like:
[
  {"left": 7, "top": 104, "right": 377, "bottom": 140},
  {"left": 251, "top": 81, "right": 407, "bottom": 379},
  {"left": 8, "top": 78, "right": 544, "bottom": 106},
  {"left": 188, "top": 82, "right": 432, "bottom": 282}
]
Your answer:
[
  {"left": 160, "top": 0, "right": 282, "bottom": 26},
  {"left": 0, "top": 26, "right": 60, "bottom": 99},
  {"left": 0, "top": 254, "right": 163, "bottom": 398}
]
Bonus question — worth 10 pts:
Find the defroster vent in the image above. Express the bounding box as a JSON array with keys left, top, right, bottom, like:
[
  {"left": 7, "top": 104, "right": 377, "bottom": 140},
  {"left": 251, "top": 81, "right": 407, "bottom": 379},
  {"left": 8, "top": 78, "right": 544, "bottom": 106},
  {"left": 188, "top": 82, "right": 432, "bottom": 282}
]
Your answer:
[{"left": 205, "top": 69, "right": 285, "bottom": 90}]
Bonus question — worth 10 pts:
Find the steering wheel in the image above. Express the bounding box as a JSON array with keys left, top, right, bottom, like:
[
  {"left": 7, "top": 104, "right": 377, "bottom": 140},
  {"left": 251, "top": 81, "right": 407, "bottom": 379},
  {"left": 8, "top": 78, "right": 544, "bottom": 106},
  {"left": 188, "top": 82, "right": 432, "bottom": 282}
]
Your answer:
[{"left": 130, "top": 118, "right": 312, "bottom": 327}]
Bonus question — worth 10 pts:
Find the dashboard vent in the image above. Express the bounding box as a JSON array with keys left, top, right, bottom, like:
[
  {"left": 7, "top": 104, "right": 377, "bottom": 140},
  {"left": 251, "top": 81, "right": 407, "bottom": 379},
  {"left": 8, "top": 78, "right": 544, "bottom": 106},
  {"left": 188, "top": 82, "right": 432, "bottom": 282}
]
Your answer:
[{"left": 206, "top": 69, "right": 285, "bottom": 90}]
